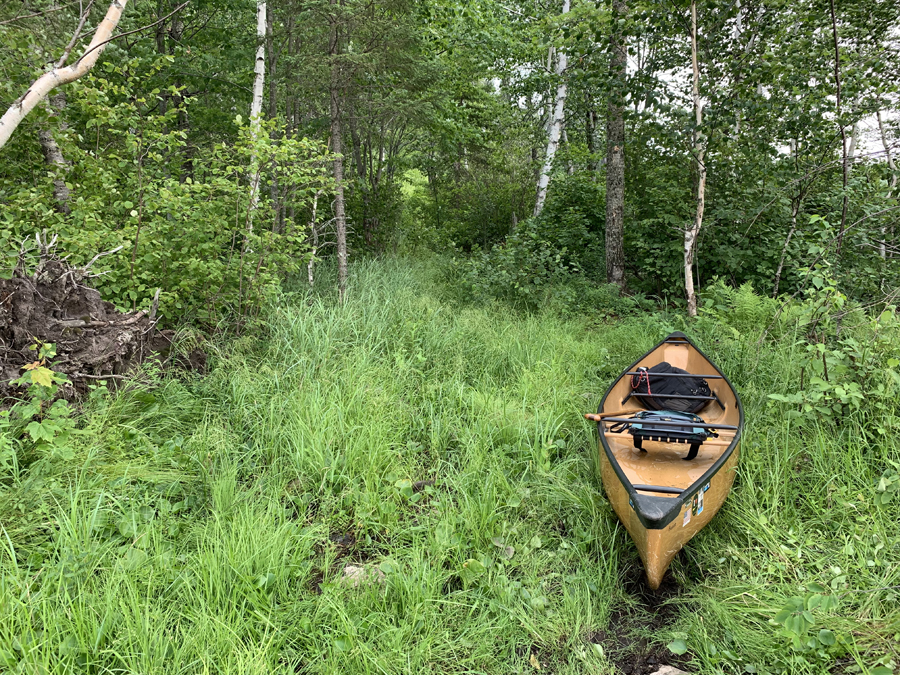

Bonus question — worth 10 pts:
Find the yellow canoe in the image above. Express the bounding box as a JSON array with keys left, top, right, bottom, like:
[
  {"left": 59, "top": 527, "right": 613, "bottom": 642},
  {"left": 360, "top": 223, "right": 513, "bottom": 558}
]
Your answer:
[{"left": 588, "top": 332, "right": 743, "bottom": 589}]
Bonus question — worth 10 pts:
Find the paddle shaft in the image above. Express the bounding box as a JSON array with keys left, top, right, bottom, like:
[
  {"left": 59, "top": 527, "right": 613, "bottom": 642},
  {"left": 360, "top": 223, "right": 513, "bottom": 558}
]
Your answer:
[
  {"left": 599, "top": 416, "right": 739, "bottom": 431},
  {"left": 584, "top": 411, "right": 636, "bottom": 421}
]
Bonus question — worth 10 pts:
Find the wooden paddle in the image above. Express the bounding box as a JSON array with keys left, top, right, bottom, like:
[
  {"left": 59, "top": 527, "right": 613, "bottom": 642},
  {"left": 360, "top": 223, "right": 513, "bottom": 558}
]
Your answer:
[{"left": 584, "top": 410, "right": 635, "bottom": 421}]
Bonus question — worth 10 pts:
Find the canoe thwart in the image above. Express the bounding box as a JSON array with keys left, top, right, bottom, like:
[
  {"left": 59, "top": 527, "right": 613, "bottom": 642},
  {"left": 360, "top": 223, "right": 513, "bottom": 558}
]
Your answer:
[
  {"left": 632, "top": 484, "right": 684, "bottom": 495},
  {"left": 602, "top": 432, "right": 734, "bottom": 447},
  {"left": 583, "top": 410, "right": 636, "bottom": 421},
  {"left": 621, "top": 391, "right": 727, "bottom": 411},
  {"left": 623, "top": 371, "right": 724, "bottom": 379},
  {"left": 600, "top": 417, "right": 738, "bottom": 431}
]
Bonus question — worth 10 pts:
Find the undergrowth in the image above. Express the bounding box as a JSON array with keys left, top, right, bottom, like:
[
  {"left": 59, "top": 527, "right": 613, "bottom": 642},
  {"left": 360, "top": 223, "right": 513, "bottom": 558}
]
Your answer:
[{"left": 0, "top": 259, "right": 898, "bottom": 674}]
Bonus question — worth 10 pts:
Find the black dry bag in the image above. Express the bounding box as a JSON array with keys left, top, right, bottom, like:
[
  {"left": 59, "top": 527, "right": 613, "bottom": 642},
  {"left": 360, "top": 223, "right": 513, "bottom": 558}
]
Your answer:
[{"left": 630, "top": 361, "right": 712, "bottom": 414}]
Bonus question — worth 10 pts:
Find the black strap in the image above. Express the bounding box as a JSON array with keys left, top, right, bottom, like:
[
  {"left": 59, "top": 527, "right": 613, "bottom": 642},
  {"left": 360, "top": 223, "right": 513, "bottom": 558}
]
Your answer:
[
  {"left": 633, "top": 436, "right": 646, "bottom": 452},
  {"left": 684, "top": 443, "right": 699, "bottom": 461}
]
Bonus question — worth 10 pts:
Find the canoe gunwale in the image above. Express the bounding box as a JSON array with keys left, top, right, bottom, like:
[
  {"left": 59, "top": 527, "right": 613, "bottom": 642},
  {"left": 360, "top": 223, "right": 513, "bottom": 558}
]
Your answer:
[{"left": 596, "top": 331, "right": 744, "bottom": 530}]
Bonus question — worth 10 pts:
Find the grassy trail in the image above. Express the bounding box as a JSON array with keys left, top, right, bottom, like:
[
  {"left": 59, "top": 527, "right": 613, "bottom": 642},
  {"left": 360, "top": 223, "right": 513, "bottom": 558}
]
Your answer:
[{"left": 1, "top": 260, "right": 898, "bottom": 674}]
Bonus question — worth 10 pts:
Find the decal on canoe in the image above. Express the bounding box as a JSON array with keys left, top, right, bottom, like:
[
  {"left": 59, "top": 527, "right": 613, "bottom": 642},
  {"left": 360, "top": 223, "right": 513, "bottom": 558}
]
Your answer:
[{"left": 683, "top": 482, "right": 710, "bottom": 525}]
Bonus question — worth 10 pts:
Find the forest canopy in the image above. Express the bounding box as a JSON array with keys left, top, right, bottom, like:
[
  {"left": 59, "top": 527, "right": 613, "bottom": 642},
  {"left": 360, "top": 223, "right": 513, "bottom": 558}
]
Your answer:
[{"left": 0, "top": 0, "right": 898, "bottom": 317}]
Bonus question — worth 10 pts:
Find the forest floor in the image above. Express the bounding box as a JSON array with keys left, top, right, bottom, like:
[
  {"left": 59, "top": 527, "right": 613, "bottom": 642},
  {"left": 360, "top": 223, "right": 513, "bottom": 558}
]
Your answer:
[{"left": 0, "top": 258, "right": 898, "bottom": 674}]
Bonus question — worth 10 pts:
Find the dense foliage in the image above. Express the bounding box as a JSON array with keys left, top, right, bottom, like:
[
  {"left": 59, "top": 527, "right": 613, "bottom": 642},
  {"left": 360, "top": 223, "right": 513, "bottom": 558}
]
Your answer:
[{"left": 2, "top": 0, "right": 898, "bottom": 318}]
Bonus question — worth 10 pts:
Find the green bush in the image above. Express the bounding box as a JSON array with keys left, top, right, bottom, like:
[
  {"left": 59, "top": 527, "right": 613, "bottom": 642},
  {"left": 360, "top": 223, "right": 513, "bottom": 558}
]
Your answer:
[{"left": 0, "top": 57, "right": 330, "bottom": 327}]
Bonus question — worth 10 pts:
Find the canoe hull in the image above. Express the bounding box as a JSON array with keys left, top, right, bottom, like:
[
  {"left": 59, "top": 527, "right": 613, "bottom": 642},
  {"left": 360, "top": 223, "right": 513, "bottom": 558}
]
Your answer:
[
  {"left": 600, "top": 441, "right": 740, "bottom": 589},
  {"left": 593, "top": 332, "right": 743, "bottom": 590}
]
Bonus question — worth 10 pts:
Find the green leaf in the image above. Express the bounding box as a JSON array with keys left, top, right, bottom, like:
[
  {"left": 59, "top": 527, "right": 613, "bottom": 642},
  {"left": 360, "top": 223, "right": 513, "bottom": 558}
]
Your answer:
[
  {"left": 378, "top": 560, "right": 398, "bottom": 575},
  {"left": 668, "top": 639, "right": 688, "bottom": 655},
  {"left": 121, "top": 548, "right": 148, "bottom": 570},
  {"left": 774, "top": 609, "right": 792, "bottom": 624},
  {"left": 817, "top": 629, "right": 836, "bottom": 646},
  {"left": 25, "top": 421, "right": 55, "bottom": 443},
  {"left": 462, "top": 558, "right": 485, "bottom": 574},
  {"left": 255, "top": 572, "right": 276, "bottom": 591},
  {"left": 807, "top": 581, "right": 827, "bottom": 593},
  {"left": 29, "top": 366, "right": 55, "bottom": 388}
]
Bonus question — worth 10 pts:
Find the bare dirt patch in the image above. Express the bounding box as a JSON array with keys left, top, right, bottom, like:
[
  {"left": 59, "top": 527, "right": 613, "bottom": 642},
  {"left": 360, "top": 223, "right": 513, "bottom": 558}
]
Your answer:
[{"left": 586, "top": 558, "right": 692, "bottom": 675}]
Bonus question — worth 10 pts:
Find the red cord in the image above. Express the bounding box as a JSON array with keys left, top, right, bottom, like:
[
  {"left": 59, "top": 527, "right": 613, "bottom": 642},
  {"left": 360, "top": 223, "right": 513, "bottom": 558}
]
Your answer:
[{"left": 631, "top": 369, "right": 651, "bottom": 396}]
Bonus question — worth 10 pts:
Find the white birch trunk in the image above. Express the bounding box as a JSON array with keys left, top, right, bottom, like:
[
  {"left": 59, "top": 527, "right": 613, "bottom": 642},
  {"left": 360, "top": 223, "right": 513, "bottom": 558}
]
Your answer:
[
  {"left": 533, "top": 0, "right": 570, "bottom": 218},
  {"left": 0, "top": 0, "right": 129, "bottom": 150},
  {"left": 685, "top": 0, "right": 705, "bottom": 317},
  {"left": 38, "top": 94, "right": 71, "bottom": 213},
  {"left": 773, "top": 139, "right": 799, "bottom": 297},
  {"left": 877, "top": 111, "right": 896, "bottom": 259},
  {"left": 247, "top": 0, "right": 267, "bottom": 233},
  {"left": 847, "top": 122, "right": 859, "bottom": 162},
  {"left": 307, "top": 190, "right": 320, "bottom": 286}
]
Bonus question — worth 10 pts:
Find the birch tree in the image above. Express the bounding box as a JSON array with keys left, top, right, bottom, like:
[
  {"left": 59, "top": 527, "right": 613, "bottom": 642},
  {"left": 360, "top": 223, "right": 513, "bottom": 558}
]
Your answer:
[
  {"left": 0, "top": 0, "right": 129, "bottom": 150},
  {"left": 329, "top": 0, "right": 348, "bottom": 301},
  {"left": 877, "top": 110, "right": 897, "bottom": 258},
  {"left": 247, "top": 0, "right": 267, "bottom": 232},
  {"left": 684, "top": 0, "right": 705, "bottom": 317},
  {"left": 533, "top": 0, "right": 570, "bottom": 218},
  {"left": 828, "top": 0, "right": 849, "bottom": 257}
]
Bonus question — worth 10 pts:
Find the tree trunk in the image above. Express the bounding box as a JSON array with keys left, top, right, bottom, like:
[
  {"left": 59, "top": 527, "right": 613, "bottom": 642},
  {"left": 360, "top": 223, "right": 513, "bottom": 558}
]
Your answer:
[
  {"left": 605, "top": 0, "right": 627, "bottom": 290},
  {"left": 308, "top": 190, "right": 320, "bottom": 286},
  {"left": 266, "top": 6, "right": 277, "bottom": 119},
  {"left": 773, "top": 200, "right": 798, "bottom": 298},
  {"left": 561, "top": 126, "right": 574, "bottom": 176},
  {"left": 774, "top": 139, "right": 801, "bottom": 297},
  {"left": 0, "top": 0, "right": 130, "bottom": 150},
  {"left": 38, "top": 93, "right": 71, "bottom": 214},
  {"left": 585, "top": 97, "right": 599, "bottom": 174},
  {"left": 828, "top": 0, "right": 848, "bottom": 256},
  {"left": 877, "top": 110, "right": 898, "bottom": 258},
  {"left": 247, "top": 0, "right": 267, "bottom": 232},
  {"left": 685, "top": 0, "right": 706, "bottom": 317},
  {"left": 330, "top": 0, "right": 348, "bottom": 301},
  {"left": 533, "top": 0, "right": 570, "bottom": 218}
]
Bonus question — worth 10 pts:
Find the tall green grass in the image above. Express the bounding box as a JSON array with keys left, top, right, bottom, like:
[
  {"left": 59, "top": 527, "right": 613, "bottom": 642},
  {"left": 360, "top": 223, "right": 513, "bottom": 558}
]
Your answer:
[{"left": 0, "top": 258, "right": 897, "bottom": 674}]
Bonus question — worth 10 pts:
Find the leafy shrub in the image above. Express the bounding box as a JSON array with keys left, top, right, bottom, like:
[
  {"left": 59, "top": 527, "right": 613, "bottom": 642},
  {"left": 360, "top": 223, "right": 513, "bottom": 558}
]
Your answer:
[
  {"left": 1, "top": 343, "right": 75, "bottom": 482},
  {"left": 0, "top": 57, "right": 331, "bottom": 327},
  {"left": 755, "top": 266, "right": 900, "bottom": 427}
]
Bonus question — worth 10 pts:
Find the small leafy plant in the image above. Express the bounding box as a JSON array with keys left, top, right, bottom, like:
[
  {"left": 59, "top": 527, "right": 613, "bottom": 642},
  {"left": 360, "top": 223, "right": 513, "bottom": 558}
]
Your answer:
[{"left": 2, "top": 342, "right": 76, "bottom": 477}]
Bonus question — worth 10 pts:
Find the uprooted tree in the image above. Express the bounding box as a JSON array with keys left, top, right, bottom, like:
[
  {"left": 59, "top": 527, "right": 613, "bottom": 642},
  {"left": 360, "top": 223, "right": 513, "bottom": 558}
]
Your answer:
[{"left": 0, "top": 235, "right": 202, "bottom": 400}]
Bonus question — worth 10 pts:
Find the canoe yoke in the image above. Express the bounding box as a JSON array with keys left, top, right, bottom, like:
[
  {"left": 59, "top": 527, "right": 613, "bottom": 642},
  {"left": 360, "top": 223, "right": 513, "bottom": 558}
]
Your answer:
[{"left": 604, "top": 416, "right": 737, "bottom": 461}]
